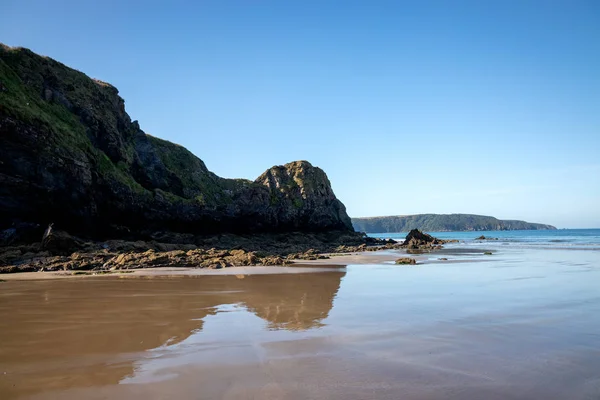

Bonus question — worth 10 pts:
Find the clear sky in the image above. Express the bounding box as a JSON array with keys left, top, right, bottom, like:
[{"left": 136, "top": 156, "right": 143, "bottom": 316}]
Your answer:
[{"left": 1, "top": 0, "right": 599, "bottom": 228}]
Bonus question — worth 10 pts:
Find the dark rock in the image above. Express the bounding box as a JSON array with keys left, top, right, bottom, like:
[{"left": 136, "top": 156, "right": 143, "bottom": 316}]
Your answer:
[
  {"left": 0, "top": 222, "right": 44, "bottom": 246},
  {"left": 484, "top": 251, "right": 493, "bottom": 255},
  {"left": 41, "top": 224, "right": 84, "bottom": 255},
  {"left": 364, "top": 236, "right": 397, "bottom": 245},
  {"left": 400, "top": 229, "right": 445, "bottom": 251},
  {"left": 0, "top": 228, "right": 16, "bottom": 246},
  {"left": 403, "top": 229, "right": 438, "bottom": 244},
  {"left": 0, "top": 229, "right": 383, "bottom": 272},
  {"left": 395, "top": 257, "right": 416, "bottom": 265},
  {"left": 0, "top": 248, "right": 22, "bottom": 265},
  {"left": 476, "top": 235, "right": 498, "bottom": 241}
]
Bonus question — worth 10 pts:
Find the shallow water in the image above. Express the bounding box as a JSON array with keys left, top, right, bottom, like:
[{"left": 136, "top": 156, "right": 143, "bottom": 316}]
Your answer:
[{"left": 1, "top": 246, "right": 600, "bottom": 399}]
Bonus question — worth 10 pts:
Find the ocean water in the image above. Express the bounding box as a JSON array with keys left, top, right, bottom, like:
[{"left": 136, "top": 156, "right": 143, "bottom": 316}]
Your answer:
[{"left": 372, "top": 228, "right": 600, "bottom": 250}]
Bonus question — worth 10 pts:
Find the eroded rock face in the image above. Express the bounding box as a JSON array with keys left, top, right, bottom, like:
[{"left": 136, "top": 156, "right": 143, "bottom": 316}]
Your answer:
[
  {"left": 256, "top": 161, "right": 352, "bottom": 231},
  {"left": 0, "top": 44, "right": 353, "bottom": 238}
]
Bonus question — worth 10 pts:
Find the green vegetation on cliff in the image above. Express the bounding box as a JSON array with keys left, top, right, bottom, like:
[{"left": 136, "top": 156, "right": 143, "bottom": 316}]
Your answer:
[{"left": 352, "top": 214, "right": 556, "bottom": 233}]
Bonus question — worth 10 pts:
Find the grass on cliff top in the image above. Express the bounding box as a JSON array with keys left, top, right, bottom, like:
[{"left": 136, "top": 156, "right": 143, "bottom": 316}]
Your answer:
[
  {"left": 0, "top": 57, "right": 91, "bottom": 155},
  {"left": 0, "top": 49, "right": 146, "bottom": 194},
  {"left": 0, "top": 45, "right": 269, "bottom": 203},
  {"left": 0, "top": 45, "right": 123, "bottom": 139}
]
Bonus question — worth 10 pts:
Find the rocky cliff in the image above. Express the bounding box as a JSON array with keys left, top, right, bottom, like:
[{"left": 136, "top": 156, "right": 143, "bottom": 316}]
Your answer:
[
  {"left": 0, "top": 44, "right": 352, "bottom": 238},
  {"left": 352, "top": 214, "right": 556, "bottom": 233}
]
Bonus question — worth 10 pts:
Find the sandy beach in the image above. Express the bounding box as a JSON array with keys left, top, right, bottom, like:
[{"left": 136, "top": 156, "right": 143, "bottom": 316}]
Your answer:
[
  {"left": 1, "top": 244, "right": 599, "bottom": 400},
  {"left": 0, "top": 245, "right": 496, "bottom": 281}
]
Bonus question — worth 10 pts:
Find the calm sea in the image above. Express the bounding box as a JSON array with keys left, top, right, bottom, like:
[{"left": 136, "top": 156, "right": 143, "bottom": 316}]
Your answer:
[{"left": 372, "top": 228, "right": 600, "bottom": 250}]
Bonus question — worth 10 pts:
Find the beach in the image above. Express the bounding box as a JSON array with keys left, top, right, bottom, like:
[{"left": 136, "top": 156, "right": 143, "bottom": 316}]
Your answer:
[
  {"left": 1, "top": 232, "right": 599, "bottom": 399},
  {"left": 1, "top": 10, "right": 597, "bottom": 400}
]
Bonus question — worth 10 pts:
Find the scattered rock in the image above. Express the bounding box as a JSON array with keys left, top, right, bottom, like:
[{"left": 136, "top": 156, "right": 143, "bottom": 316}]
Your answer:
[
  {"left": 484, "top": 251, "right": 493, "bottom": 255},
  {"left": 1, "top": 228, "right": 448, "bottom": 273},
  {"left": 438, "top": 258, "right": 448, "bottom": 261},
  {"left": 395, "top": 257, "right": 416, "bottom": 265},
  {"left": 0, "top": 249, "right": 22, "bottom": 265},
  {"left": 476, "top": 235, "right": 498, "bottom": 241}
]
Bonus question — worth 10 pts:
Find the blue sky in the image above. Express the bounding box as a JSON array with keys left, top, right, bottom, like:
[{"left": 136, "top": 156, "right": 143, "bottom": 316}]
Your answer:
[{"left": 1, "top": 1, "right": 599, "bottom": 228}]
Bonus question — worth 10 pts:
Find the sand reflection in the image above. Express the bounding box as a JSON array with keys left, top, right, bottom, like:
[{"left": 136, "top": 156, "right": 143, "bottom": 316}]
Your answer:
[{"left": 0, "top": 271, "right": 345, "bottom": 399}]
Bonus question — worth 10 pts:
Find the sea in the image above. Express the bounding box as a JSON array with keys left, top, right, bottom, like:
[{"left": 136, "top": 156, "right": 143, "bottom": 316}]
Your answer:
[
  {"left": 1, "top": 229, "right": 599, "bottom": 399},
  {"left": 375, "top": 228, "right": 600, "bottom": 250}
]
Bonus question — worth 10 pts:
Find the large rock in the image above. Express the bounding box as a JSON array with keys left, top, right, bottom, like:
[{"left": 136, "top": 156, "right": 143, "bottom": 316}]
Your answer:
[
  {"left": 395, "top": 257, "right": 416, "bottom": 265},
  {"left": 41, "top": 224, "right": 84, "bottom": 255},
  {"left": 256, "top": 161, "right": 352, "bottom": 231},
  {"left": 401, "top": 229, "right": 444, "bottom": 250},
  {"left": 0, "top": 44, "right": 353, "bottom": 238}
]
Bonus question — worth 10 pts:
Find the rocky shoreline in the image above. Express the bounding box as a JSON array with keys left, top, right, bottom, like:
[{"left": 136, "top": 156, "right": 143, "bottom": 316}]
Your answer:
[{"left": 0, "top": 227, "right": 452, "bottom": 273}]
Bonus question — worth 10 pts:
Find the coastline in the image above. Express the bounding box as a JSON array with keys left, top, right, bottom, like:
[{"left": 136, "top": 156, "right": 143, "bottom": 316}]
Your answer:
[
  {"left": 1, "top": 229, "right": 451, "bottom": 275},
  {"left": 0, "top": 247, "right": 492, "bottom": 281},
  {"left": 0, "top": 251, "right": 401, "bottom": 281}
]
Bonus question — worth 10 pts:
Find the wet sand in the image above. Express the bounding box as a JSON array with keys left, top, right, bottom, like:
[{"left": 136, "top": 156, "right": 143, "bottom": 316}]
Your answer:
[
  {"left": 1, "top": 247, "right": 599, "bottom": 399},
  {"left": 0, "top": 265, "right": 346, "bottom": 281}
]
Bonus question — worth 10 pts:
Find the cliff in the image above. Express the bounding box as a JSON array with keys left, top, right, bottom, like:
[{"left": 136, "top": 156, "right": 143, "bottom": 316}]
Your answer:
[
  {"left": 352, "top": 214, "right": 556, "bottom": 233},
  {"left": 0, "top": 44, "right": 352, "bottom": 238}
]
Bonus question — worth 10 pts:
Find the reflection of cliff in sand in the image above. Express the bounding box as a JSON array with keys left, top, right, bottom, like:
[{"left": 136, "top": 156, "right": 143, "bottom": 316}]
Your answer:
[
  {"left": 240, "top": 273, "right": 343, "bottom": 331},
  {"left": 0, "top": 271, "right": 345, "bottom": 398}
]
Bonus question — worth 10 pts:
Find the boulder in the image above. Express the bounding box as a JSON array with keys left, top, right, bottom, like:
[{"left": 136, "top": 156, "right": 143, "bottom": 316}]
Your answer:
[
  {"left": 401, "top": 229, "right": 444, "bottom": 250},
  {"left": 395, "top": 257, "right": 416, "bottom": 265},
  {"left": 41, "top": 224, "right": 84, "bottom": 255}
]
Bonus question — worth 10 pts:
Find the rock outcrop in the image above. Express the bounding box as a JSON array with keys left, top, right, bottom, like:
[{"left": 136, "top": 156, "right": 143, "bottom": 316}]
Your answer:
[
  {"left": 475, "top": 235, "right": 498, "bottom": 240},
  {"left": 41, "top": 224, "right": 85, "bottom": 255},
  {"left": 0, "top": 230, "right": 373, "bottom": 273},
  {"left": 401, "top": 229, "right": 447, "bottom": 251},
  {"left": 0, "top": 44, "right": 352, "bottom": 238}
]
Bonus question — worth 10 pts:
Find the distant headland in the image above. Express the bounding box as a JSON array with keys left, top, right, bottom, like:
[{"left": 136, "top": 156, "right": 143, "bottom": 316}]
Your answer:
[{"left": 352, "top": 214, "right": 557, "bottom": 233}]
